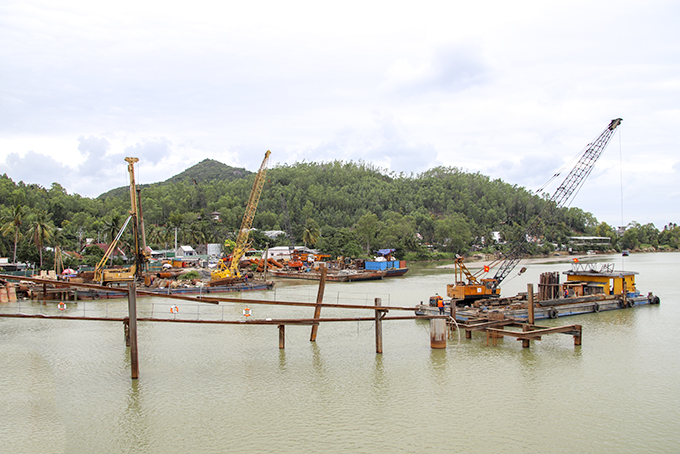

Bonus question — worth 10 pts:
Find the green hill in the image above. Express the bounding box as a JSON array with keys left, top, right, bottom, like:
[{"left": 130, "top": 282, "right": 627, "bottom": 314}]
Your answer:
[
  {"left": 164, "top": 158, "right": 251, "bottom": 185},
  {"left": 97, "top": 159, "right": 251, "bottom": 199}
]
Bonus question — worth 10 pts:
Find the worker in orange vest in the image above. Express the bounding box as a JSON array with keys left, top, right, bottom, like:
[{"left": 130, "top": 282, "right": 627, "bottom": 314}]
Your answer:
[{"left": 436, "top": 293, "right": 444, "bottom": 315}]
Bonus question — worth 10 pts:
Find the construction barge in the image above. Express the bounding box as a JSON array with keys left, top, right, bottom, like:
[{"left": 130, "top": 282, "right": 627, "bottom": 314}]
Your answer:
[
  {"left": 269, "top": 268, "right": 387, "bottom": 282},
  {"left": 417, "top": 262, "right": 660, "bottom": 320},
  {"left": 12, "top": 277, "right": 274, "bottom": 301}
]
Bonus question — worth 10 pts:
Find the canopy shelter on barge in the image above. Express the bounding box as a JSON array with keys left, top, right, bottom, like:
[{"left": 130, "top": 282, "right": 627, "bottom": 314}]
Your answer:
[{"left": 562, "top": 262, "right": 638, "bottom": 298}]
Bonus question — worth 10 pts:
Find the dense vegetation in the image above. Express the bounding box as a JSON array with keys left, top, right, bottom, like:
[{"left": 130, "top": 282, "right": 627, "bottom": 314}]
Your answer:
[{"left": 1, "top": 159, "right": 677, "bottom": 270}]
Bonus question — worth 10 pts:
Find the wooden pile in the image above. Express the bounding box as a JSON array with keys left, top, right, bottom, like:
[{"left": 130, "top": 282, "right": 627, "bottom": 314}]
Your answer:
[{"left": 538, "top": 272, "right": 561, "bottom": 301}]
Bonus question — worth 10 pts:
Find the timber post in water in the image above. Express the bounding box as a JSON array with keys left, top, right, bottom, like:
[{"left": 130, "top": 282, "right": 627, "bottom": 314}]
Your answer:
[
  {"left": 523, "top": 283, "right": 535, "bottom": 348},
  {"left": 278, "top": 325, "right": 285, "bottom": 349},
  {"left": 309, "top": 264, "right": 327, "bottom": 342},
  {"left": 374, "top": 297, "right": 383, "bottom": 354},
  {"left": 127, "top": 282, "right": 139, "bottom": 379}
]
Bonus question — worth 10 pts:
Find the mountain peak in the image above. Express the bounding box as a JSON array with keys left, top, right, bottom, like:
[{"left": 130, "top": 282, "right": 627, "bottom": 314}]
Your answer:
[{"left": 165, "top": 159, "right": 251, "bottom": 184}]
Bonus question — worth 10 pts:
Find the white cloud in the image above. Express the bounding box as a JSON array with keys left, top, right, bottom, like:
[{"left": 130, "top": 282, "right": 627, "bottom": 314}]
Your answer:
[{"left": 0, "top": 0, "right": 678, "bottom": 228}]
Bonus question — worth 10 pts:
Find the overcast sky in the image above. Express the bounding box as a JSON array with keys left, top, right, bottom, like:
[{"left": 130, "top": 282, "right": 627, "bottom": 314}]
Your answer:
[{"left": 1, "top": 0, "right": 678, "bottom": 229}]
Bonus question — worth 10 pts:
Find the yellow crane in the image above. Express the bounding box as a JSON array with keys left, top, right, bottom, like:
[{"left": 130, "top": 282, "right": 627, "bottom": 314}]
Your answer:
[
  {"left": 94, "top": 157, "right": 147, "bottom": 285},
  {"left": 211, "top": 150, "right": 271, "bottom": 281}
]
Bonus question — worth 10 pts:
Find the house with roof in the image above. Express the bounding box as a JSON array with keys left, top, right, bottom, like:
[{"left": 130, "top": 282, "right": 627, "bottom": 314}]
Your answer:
[{"left": 175, "top": 245, "right": 197, "bottom": 257}]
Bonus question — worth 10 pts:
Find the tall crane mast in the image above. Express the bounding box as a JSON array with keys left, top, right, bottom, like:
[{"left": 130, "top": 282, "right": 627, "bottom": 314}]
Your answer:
[
  {"left": 448, "top": 118, "right": 623, "bottom": 301},
  {"left": 211, "top": 150, "right": 271, "bottom": 280},
  {"left": 94, "top": 157, "right": 147, "bottom": 285}
]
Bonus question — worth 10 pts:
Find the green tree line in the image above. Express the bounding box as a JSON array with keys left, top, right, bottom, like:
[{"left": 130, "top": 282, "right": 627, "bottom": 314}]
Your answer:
[{"left": 1, "top": 160, "right": 678, "bottom": 269}]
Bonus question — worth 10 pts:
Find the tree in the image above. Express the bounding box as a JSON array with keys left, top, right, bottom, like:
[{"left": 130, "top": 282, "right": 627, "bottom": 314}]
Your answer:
[
  {"left": 105, "top": 214, "right": 124, "bottom": 244},
  {"left": 103, "top": 213, "right": 129, "bottom": 264},
  {"left": 302, "top": 219, "right": 320, "bottom": 247},
  {"left": 355, "top": 213, "right": 380, "bottom": 254},
  {"left": 184, "top": 222, "right": 207, "bottom": 248},
  {"left": 434, "top": 214, "right": 472, "bottom": 254},
  {"left": 27, "top": 210, "right": 53, "bottom": 268},
  {"left": 620, "top": 228, "right": 639, "bottom": 250},
  {"left": 1, "top": 204, "right": 25, "bottom": 263}
]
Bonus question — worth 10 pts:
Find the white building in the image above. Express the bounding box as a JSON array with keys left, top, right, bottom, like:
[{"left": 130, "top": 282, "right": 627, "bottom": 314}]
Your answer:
[
  {"left": 175, "top": 245, "right": 197, "bottom": 257},
  {"left": 263, "top": 246, "right": 315, "bottom": 260}
]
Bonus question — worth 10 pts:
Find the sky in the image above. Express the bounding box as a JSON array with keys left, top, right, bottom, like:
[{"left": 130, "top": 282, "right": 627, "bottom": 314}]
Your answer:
[{"left": 1, "top": 0, "right": 678, "bottom": 229}]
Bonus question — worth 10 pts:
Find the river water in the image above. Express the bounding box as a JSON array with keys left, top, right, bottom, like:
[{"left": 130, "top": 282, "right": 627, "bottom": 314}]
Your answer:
[{"left": 1, "top": 252, "right": 678, "bottom": 453}]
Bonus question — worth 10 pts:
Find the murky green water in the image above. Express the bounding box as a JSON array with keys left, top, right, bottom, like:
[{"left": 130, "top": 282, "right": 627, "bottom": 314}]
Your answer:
[{"left": 1, "top": 253, "right": 678, "bottom": 453}]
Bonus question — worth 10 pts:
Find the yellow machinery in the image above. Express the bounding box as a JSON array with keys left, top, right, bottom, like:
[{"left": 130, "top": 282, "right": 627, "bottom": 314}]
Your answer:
[
  {"left": 211, "top": 150, "right": 271, "bottom": 280},
  {"left": 94, "top": 157, "right": 147, "bottom": 285},
  {"left": 446, "top": 255, "right": 499, "bottom": 301},
  {"left": 447, "top": 119, "right": 623, "bottom": 302}
]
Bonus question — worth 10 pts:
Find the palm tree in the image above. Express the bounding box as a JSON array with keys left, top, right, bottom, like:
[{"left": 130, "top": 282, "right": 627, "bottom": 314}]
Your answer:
[
  {"left": 105, "top": 214, "right": 123, "bottom": 244},
  {"left": 185, "top": 222, "right": 207, "bottom": 248},
  {"left": 27, "top": 210, "right": 53, "bottom": 268},
  {"left": 302, "top": 219, "right": 320, "bottom": 247},
  {"left": 104, "top": 214, "right": 124, "bottom": 265},
  {"left": 146, "top": 224, "right": 163, "bottom": 249},
  {"left": 1, "top": 204, "right": 25, "bottom": 263}
]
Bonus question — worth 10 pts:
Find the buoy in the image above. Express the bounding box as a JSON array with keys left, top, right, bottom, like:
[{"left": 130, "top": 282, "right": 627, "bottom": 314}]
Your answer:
[
  {"left": 243, "top": 307, "right": 251, "bottom": 317},
  {"left": 170, "top": 305, "right": 179, "bottom": 314},
  {"left": 58, "top": 302, "right": 66, "bottom": 311}
]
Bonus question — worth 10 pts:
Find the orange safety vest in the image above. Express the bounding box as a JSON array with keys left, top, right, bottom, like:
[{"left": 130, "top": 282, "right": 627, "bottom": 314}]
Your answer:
[{"left": 436, "top": 297, "right": 443, "bottom": 307}]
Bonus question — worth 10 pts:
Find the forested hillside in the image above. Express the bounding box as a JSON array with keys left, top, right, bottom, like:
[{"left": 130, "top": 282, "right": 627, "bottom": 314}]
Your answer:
[{"left": 1, "top": 159, "right": 677, "bottom": 270}]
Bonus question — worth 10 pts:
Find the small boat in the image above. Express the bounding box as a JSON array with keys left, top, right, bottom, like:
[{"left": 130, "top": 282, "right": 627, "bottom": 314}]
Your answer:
[{"left": 622, "top": 250, "right": 630, "bottom": 256}]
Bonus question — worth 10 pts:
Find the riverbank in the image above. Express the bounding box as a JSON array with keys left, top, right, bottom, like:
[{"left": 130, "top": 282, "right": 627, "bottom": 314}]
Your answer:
[{"left": 436, "top": 253, "right": 593, "bottom": 270}]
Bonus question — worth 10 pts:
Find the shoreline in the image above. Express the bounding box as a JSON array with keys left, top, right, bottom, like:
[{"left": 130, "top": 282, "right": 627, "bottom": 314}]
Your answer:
[{"left": 437, "top": 253, "right": 600, "bottom": 270}]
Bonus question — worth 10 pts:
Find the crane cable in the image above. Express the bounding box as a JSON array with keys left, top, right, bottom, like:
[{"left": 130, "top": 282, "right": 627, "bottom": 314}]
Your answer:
[
  {"left": 535, "top": 143, "right": 587, "bottom": 195},
  {"left": 619, "top": 126, "right": 625, "bottom": 270}
]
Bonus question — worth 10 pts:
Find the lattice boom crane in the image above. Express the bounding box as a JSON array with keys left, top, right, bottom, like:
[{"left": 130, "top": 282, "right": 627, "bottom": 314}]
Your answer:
[
  {"left": 211, "top": 150, "right": 271, "bottom": 280},
  {"left": 448, "top": 118, "right": 623, "bottom": 301}
]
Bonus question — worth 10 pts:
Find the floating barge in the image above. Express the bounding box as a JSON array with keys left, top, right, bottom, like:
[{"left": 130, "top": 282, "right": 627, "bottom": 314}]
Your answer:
[
  {"left": 270, "top": 269, "right": 387, "bottom": 282},
  {"left": 22, "top": 280, "right": 274, "bottom": 301},
  {"left": 364, "top": 259, "right": 409, "bottom": 277},
  {"left": 417, "top": 262, "right": 660, "bottom": 320},
  {"left": 363, "top": 249, "right": 409, "bottom": 277}
]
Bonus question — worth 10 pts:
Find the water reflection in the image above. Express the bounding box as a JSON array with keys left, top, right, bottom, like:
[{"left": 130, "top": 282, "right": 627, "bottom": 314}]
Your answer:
[
  {"left": 117, "top": 380, "right": 152, "bottom": 453},
  {"left": 278, "top": 348, "right": 287, "bottom": 372}
]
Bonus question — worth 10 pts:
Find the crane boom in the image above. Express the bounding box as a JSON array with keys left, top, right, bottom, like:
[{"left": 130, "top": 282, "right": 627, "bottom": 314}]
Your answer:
[
  {"left": 212, "top": 150, "right": 271, "bottom": 280},
  {"left": 447, "top": 119, "right": 622, "bottom": 301},
  {"left": 491, "top": 118, "right": 622, "bottom": 287}
]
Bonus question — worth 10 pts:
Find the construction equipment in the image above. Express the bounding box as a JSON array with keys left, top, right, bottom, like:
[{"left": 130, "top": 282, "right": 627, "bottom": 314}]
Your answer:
[
  {"left": 94, "top": 157, "right": 148, "bottom": 285},
  {"left": 211, "top": 150, "right": 271, "bottom": 280},
  {"left": 447, "top": 255, "right": 499, "bottom": 300},
  {"left": 94, "top": 215, "right": 135, "bottom": 285},
  {"left": 448, "top": 118, "right": 623, "bottom": 301}
]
